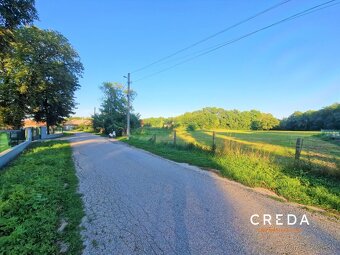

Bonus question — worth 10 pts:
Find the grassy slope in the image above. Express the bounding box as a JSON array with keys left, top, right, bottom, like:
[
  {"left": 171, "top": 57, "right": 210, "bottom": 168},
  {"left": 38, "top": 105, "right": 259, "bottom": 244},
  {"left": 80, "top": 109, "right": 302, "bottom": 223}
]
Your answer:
[
  {"left": 120, "top": 128, "right": 340, "bottom": 212},
  {"left": 0, "top": 141, "right": 84, "bottom": 255}
]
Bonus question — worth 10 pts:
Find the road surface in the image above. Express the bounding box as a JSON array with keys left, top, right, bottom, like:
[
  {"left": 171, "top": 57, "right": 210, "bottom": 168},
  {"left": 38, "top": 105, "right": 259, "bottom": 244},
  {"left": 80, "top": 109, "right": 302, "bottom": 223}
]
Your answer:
[{"left": 69, "top": 133, "right": 339, "bottom": 255}]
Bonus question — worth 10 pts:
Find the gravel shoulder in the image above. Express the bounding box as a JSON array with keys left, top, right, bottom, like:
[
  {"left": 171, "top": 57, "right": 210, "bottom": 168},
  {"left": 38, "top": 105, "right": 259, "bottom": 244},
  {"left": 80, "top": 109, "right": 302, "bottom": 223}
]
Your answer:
[{"left": 70, "top": 133, "right": 340, "bottom": 255}]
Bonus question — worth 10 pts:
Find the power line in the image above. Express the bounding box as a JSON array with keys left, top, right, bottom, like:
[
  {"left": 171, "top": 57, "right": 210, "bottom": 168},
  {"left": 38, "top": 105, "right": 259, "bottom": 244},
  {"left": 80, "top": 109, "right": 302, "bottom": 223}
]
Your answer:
[
  {"left": 131, "top": 0, "right": 292, "bottom": 74},
  {"left": 134, "top": 0, "right": 339, "bottom": 83}
]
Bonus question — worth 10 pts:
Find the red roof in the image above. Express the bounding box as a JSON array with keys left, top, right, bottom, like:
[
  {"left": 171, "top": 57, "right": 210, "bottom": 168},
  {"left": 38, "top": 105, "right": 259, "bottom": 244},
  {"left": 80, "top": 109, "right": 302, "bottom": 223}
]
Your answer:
[{"left": 24, "top": 119, "right": 46, "bottom": 127}]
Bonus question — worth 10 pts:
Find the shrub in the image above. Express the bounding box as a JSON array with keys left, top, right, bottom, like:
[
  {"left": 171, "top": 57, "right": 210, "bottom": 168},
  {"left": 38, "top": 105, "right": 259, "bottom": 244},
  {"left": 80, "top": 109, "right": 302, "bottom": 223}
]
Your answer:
[{"left": 187, "top": 123, "right": 199, "bottom": 131}]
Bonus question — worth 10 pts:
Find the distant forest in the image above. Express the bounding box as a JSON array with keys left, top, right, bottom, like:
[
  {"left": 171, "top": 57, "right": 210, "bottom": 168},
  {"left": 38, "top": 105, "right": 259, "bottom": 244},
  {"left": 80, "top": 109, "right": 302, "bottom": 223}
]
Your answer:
[
  {"left": 143, "top": 103, "right": 340, "bottom": 131},
  {"left": 280, "top": 103, "right": 339, "bottom": 130}
]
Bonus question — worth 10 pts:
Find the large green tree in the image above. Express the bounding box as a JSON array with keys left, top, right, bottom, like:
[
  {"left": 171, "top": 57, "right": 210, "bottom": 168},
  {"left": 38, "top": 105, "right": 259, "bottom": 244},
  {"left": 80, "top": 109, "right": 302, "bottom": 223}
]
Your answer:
[
  {"left": 93, "top": 82, "right": 140, "bottom": 135},
  {"left": 0, "top": 1, "right": 38, "bottom": 128},
  {"left": 0, "top": 0, "right": 37, "bottom": 28},
  {"left": 0, "top": 0, "right": 37, "bottom": 56},
  {"left": 0, "top": 26, "right": 83, "bottom": 130}
]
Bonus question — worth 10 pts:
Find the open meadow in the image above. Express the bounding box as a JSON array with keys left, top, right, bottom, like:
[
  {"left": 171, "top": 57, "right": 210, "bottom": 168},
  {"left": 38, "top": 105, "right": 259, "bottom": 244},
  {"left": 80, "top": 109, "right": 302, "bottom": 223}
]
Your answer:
[
  {"left": 132, "top": 128, "right": 339, "bottom": 172},
  {"left": 122, "top": 128, "right": 340, "bottom": 212}
]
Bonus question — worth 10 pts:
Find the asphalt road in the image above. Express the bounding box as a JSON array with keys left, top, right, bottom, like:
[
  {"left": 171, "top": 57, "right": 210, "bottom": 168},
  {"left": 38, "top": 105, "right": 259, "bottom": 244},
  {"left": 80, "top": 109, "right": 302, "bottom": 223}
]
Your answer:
[{"left": 70, "top": 133, "right": 340, "bottom": 255}]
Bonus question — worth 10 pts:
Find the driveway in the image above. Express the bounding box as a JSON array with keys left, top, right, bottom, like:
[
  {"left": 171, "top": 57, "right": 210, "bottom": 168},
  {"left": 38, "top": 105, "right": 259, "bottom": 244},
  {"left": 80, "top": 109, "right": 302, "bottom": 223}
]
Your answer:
[{"left": 70, "top": 133, "right": 339, "bottom": 255}]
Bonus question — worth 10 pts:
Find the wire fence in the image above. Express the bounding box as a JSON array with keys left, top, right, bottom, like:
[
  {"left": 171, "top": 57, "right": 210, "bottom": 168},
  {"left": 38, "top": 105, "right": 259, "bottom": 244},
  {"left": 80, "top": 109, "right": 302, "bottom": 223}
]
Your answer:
[{"left": 130, "top": 128, "right": 340, "bottom": 172}]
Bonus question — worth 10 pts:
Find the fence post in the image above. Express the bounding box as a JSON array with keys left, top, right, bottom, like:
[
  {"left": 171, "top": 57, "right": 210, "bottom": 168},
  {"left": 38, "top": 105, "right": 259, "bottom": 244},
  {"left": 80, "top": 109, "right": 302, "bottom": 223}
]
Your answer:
[
  {"left": 26, "top": 128, "right": 32, "bottom": 141},
  {"left": 173, "top": 130, "right": 177, "bottom": 146},
  {"left": 295, "top": 138, "right": 303, "bottom": 160},
  {"left": 212, "top": 131, "right": 216, "bottom": 152},
  {"left": 153, "top": 134, "right": 157, "bottom": 144}
]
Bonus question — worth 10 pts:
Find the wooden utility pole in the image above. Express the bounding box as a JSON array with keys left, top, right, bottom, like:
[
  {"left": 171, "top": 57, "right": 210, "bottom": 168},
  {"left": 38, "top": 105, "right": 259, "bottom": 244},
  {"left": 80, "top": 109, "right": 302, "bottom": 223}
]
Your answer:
[
  {"left": 212, "top": 131, "right": 216, "bottom": 152},
  {"left": 126, "top": 73, "right": 131, "bottom": 139}
]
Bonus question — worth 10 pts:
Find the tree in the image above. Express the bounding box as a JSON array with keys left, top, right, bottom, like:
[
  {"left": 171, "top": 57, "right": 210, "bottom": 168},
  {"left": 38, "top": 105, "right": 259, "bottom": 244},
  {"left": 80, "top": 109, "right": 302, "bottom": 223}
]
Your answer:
[
  {"left": 0, "top": 26, "right": 83, "bottom": 130},
  {"left": 92, "top": 82, "right": 140, "bottom": 135},
  {"left": 143, "top": 117, "right": 165, "bottom": 128},
  {"left": 1, "top": 1, "right": 38, "bottom": 127},
  {"left": 279, "top": 103, "right": 340, "bottom": 131},
  {"left": 0, "top": 0, "right": 38, "bottom": 56},
  {"left": 258, "top": 113, "right": 279, "bottom": 130},
  {"left": 0, "top": 0, "right": 37, "bottom": 28}
]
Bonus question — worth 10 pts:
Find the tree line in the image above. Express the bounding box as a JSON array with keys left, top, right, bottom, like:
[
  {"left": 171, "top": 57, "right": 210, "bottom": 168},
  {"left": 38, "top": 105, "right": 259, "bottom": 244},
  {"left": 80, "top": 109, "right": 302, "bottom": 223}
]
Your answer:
[
  {"left": 279, "top": 103, "right": 339, "bottom": 131},
  {"left": 0, "top": 0, "right": 83, "bottom": 132},
  {"left": 143, "top": 107, "right": 279, "bottom": 130},
  {"left": 143, "top": 103, "right": 340, "bottom": 131}
]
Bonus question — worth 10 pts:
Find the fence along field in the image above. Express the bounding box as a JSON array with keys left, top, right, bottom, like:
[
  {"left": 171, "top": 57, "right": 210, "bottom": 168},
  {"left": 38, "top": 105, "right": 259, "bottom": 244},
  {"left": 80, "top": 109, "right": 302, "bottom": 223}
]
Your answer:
[
  {"left": 125, "top": 128, "right": 340, "bottom": 211},
  {"left": 132, "top": 128, "right": 340, "bottom": 176}
]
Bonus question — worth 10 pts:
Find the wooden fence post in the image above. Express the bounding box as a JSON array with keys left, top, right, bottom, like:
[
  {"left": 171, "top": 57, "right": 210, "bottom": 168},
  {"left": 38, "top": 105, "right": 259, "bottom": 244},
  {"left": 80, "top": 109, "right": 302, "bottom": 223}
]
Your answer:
[
  {"left": 173, "top": 130, "right": 177, "bottom": 146},
  {"left": 153, "top": 134, "right": 157, "bottom": 144},
  {"left": 212, "top": 131, "right": 216, "bottom": 152},
  {"left": 295, "top": 138, "right": 303, "bottom": 160}
]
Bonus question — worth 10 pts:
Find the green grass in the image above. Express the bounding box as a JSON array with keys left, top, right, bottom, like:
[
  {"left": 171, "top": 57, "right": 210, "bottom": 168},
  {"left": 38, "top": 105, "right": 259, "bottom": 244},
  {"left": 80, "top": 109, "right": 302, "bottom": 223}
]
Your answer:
[
  {"left": 120, "top": 128, "right": 340, "bottom": 212},
  {"left": 131, "top": 128, "right": 340, "bottom": 176},
  {"left": 0, "top": 132, "right": 10, "bottom": 153},
  {"left": 0, "top": 141, "right": 84, "bottom": 255},
  {"left": 62, "top": 131, "right": 76, "bottom": 137}
]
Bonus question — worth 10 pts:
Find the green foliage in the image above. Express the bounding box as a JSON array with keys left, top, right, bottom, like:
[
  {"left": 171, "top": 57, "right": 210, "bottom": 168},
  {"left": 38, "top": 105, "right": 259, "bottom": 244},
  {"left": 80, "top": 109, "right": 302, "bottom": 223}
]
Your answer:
[
  {"left": 187, "top": 122, "right": 198, "bottom": 131},
  {"left": 0, "top": 131, "right": 9, "bottom": 152},
  {"left": 142, "top": 117, "right": 165, "bottom": 128},
  {"left": 75, "top": 123, "right": 94, "bottom": 132},
  {"left": 0, "top": 26, "right": 83, "bottom": 129},
  {"left": 280, "top": 103, "right": 340, "bottom": 131},
  {"left": 250, "top": 113, "right": 280, "bottom": 130},
  {"left": 0, "top": 0, "right": 37, "bottom": 57},
  {"left": 143, "top": 107, "right": 279, "bottom": 131},
  {"left": 92, "top": 82, "right": 140, "bottom": 135},
  {"left": 0, "top": 141, "right": 84, "bottom": 255},
  {"left": 143, "top": 103, "right": 338, "bottom": 132},
  {"left": 0, "top": 1, "right": 82, "bottom": 129},
  {"left": 0, "top": 0, "right": 38, "bottom": 29}
]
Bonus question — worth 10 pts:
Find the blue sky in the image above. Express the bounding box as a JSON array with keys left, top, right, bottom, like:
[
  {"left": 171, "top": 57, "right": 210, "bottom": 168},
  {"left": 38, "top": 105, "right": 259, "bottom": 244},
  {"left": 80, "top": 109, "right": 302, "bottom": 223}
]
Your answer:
[{"left": 35, "top": 0, "right": 340, "bottom": 119}]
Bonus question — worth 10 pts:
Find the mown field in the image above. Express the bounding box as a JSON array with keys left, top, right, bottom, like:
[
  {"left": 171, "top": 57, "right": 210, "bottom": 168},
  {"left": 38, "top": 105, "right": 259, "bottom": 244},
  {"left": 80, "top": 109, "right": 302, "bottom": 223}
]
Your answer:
[
  {"left": 121, "top": 128, "right": 340, "bottom": 212},
  {"left": 0, "top": 141, "right": 84, "bottom": 255}
]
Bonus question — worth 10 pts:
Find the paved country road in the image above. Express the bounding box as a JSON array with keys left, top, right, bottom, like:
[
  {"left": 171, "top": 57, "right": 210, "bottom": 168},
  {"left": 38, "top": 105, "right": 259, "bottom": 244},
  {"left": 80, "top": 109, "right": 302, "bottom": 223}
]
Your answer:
[{"left": 69, "top": 133, "right": 339, "bottom": 255}]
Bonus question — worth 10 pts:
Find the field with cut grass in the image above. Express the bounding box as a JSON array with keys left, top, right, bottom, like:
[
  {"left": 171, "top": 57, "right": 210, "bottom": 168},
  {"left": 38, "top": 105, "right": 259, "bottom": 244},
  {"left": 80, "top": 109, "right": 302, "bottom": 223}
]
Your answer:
[
  {"left": 120, "top": 128, "right": 340, "bottom": 212},
  {"left": 0, "top": 141, "right": 84, "bottom": 255}
]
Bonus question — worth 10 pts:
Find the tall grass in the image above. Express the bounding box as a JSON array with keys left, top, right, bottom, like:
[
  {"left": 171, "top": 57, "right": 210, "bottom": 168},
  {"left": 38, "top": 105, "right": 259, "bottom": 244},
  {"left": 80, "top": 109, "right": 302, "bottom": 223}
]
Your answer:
[
  {"left": 214, "top": 140, "right": 339, "bottom": 211},
  {"left": 122, "top": 135, "right": 340, "bottom": 212}
]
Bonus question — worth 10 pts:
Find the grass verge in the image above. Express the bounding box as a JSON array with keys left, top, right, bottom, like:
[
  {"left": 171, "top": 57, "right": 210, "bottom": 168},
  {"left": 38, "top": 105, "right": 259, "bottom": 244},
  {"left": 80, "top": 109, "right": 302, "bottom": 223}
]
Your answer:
[
  {"left": 0, "top": 140, "right": 84, "bottom": 255},
  {"left": 120, "top": 137, "right": 340, "bottom": 213}
]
